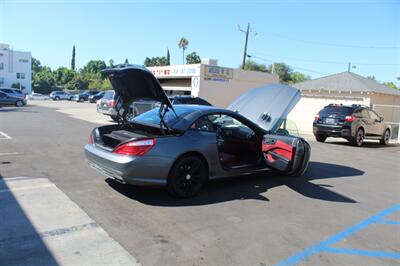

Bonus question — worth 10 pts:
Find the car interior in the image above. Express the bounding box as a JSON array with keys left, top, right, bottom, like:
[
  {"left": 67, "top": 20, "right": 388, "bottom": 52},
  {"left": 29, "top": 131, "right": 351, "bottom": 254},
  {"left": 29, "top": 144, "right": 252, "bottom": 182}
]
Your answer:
[{"left": 191, "top": 114, "right": 263, "bottom": 169}]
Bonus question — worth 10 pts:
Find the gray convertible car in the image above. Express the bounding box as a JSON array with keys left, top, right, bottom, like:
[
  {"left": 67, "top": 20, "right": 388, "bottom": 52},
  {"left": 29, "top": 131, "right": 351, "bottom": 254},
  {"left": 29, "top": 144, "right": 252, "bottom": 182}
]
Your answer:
[{"left": 84, "top": 65, "right": 310, "bottom": 197}]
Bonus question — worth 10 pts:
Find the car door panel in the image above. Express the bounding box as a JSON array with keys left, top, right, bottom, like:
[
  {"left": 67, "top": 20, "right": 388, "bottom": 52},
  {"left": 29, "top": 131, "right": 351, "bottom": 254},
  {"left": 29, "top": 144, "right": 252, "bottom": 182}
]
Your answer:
[{"left": 262, "top": 134, "right": 310, "bottom": 176}]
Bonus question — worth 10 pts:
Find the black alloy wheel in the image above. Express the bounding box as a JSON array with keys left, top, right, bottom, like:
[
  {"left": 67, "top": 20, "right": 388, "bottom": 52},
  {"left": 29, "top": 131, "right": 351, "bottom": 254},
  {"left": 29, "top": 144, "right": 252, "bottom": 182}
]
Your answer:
[
  {"left": 380, "top": 129, "right": 390, "bottom": 145},
  {"left": 352, "top": 128, "right": 364, "bottom": 147},
  {"left": 315, "top": 134, "right": 327, "bottom": 143},
  {"left": 167, "top": 155, "right": 207, "bottom": 198},
  {"left": 15, "top": 100, "right": 24, "bottom": 107}
]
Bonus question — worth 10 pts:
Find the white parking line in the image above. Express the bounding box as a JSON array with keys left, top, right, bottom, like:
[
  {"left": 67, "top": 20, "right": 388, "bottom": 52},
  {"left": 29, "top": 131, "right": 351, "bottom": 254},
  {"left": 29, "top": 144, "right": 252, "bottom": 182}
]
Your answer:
[
  {"left": 0, "top": 131, "right": 12, "bottom": 139},
  {"left": 0, "top": 152, "right": 19, "bottom": 156}
]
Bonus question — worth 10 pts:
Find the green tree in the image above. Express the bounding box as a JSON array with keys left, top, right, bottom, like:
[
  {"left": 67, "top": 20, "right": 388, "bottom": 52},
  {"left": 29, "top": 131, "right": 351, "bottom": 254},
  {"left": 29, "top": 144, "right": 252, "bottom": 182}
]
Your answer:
[
  {"left": 108, "top": 59, "right": 114, "bottom": 68},
  {"left": 71, "top": 45, "right": 76, "bottom": 70},
  {"left": 124, "top": 58, "right": 129, "bottom": 64},
  {"left": 32, "top": 67, "right": 56, "bottom": 94},
  {"left": 269, "top": 62, "right": 292, "bottom": 82},
  {"left": 66, "top": 74, "right": 89, "bottom": 91},
  {"left": 144, "top": 56, "right": 169, "bottom": 67},
  {"left": 82, "top": 60, "right": 107, "bottom": 74},
  {"left": 178, "top": 37, "right": 189, "bottom": 64},
  {"left": 31, "top": 57, "right": 42, "bottom": 80},
  {"left": 54, "top": 67, "right": 76, "bottom": 87},
  {"left": 186, "top": 52, "right": 201, "bottom": 64},
  {"left": 367, "top": 75, "right": 376, "bottom": 80},
  {"left": 383, "top": 82, "right": 399, "bottom": 90},
  {"left": 166, "top": 48, "right": 170, "bottom": 65},
  {"left": 242, "top": 60, "right": 269, "bottom": 72},
  {"left": 289, "top": 72, "right": 310, "bottom": 84}
]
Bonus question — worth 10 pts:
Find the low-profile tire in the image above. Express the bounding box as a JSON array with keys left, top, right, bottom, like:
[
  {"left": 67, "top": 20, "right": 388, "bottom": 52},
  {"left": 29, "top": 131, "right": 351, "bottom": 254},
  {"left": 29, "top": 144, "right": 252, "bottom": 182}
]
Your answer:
[
  {"left": 351, "top": 128, "right": 364, "bottom": 147},
  {"left": 315, "top": 134, "right": 327, "bottom": 143},
  {"left": 167, "top": 155, "right": 208, "bottom": 198},
  {"left": 15, "top": 100, "right": 24, "bottom": 107},
  {"left": 380, "top": 129, "right": 390, "bottom": 145}
]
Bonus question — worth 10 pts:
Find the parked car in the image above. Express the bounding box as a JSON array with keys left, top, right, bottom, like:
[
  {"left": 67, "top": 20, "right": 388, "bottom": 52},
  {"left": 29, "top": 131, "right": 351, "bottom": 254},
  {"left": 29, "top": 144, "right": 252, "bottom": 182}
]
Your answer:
[
  {"left": 74, "top": 90, "right": 100, "bottom": 102},
  {"left": 131, "top": 95, "right": 212, "bottom": 119},
  {"left": 97, "top": 90, "right": 118, "bottom": 120},
  {"left": 0, "top": 88, "right": 24, "bottom": 99},
  {"left": 26, "top": 93, "right": 50, "bottom": 100},
  {"left": 85, "top": 65, "right": 310, "bottom": 198},
  {"left": 50, "top": 91, "right": 73, "bottom": 101},
  {"left": 313, "top": 104, "right": 391, "bottom": 146},
  {"left": 0, "top": 91, "right": 27, "bottom": 107},
  {"left": 89, "top": 91, "right": 105, "bottom": 103}
]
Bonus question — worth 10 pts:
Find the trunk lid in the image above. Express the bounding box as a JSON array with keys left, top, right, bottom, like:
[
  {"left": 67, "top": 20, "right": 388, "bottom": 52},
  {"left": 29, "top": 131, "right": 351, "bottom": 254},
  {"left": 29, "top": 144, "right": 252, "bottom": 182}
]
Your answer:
[
  {"left": 101, "top": 65, "right": 173, "bottom": 120},
  {"left": 227, "top": 84, "right": 301, "bottom": 132}
]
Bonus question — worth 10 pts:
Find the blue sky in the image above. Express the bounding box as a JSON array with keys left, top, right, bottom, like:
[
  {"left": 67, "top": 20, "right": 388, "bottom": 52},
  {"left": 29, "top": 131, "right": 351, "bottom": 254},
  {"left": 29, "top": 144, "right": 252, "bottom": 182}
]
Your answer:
[{"left": 1, "top": 0, "right": 399, "bottom": 83}]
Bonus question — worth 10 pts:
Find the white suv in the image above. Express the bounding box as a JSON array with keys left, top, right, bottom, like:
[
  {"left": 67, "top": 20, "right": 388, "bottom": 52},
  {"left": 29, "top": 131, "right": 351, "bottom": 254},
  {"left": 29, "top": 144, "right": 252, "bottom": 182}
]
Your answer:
[{"left": 50, "top": 91, "right": 73, "bottom": 101}]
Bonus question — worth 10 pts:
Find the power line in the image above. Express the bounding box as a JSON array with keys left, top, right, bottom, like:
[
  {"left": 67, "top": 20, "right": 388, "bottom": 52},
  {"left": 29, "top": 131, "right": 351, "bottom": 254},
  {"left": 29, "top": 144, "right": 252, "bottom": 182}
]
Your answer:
[
  {"left": 249, "top": 55, "right": 329, "bottom": 75},
  {"left": 250, "top": 52, "right": 400, "bottom": 66},
  {"left": 258, "top": 31, "right": 400, "bottom": 50}
]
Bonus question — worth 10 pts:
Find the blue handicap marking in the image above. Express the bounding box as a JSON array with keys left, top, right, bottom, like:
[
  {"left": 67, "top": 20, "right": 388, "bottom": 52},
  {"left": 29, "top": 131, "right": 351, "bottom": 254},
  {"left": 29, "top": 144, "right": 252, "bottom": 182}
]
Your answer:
[{"left": 275, "top": 203, "right": 400, "bottom": 266}]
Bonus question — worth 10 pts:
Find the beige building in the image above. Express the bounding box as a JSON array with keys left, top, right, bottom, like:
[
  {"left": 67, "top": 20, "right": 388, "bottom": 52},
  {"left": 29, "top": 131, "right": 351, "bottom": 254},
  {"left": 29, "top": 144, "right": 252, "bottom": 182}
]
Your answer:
[
  {"left": 289, "top": 72, "right": 400, "bottom": 140},
  {"left": 147, "top": 59, "right": 279, "bottom": 107}
]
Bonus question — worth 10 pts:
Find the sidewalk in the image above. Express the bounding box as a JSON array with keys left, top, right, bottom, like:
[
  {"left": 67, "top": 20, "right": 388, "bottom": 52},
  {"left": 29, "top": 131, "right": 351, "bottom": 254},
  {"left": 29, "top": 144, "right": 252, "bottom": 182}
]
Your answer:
[{"left": 0, "top": 176, "right": 140, "bottom": 266}]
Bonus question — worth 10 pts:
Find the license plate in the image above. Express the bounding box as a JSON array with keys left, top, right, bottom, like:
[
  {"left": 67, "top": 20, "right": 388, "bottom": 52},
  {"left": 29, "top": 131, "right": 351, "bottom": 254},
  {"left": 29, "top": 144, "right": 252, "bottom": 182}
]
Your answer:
[
  {"left": 103, "top": 104, "right": 108, "bottom": 107},
  {"left": 325, "top": 118, "right": 335, "bottom": 124}
]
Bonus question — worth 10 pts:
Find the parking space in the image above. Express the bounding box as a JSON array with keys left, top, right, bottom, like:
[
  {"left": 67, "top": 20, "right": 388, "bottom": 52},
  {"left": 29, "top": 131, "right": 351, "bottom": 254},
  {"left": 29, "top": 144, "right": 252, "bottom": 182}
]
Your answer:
[{"left": 0, "top": 103, "right": 399, "bottom": 266}]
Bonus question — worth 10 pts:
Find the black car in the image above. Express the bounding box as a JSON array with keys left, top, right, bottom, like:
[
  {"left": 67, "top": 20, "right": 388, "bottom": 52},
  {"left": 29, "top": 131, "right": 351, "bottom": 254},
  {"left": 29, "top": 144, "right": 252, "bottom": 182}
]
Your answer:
[
  {"left": 75, "top": 90, "right": 100, "bottom": 102},
  {"left": 313, "top": 104, "right": 391, "bottom": 146},
  {"left": 89, "top": 91, "right": 105, "bottom": 103},
  {"left": 0, "top": 91, "right": 27, "bottom": 107}
]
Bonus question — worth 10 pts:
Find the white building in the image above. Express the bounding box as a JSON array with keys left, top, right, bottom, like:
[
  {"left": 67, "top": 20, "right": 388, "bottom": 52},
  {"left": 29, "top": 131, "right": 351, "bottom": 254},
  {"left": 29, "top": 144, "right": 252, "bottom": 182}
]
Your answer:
[
  {"left": 147, "top": 59, "right": 278, "bottom": 107},
  {"left": 0, "top": 43, "right": 32, "bottom": 94}
]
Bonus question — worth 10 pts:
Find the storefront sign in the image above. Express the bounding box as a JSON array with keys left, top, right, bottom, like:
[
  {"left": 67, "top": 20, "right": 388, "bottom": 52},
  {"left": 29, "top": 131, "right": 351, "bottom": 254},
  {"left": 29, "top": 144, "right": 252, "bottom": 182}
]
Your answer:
[
  {"left": 148, "top": 65, "right": 200, "bottom": 78},
  {"left": 204, "top": 66, "right": 233, "bottom": 82}
]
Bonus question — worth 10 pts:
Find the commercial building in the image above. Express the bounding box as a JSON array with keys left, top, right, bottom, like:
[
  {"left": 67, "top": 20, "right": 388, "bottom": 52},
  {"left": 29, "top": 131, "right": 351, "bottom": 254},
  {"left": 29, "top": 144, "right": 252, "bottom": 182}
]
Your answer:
[
  {"left": 0, "top": 43, "right": 32, "bottom": 94},
  {"left": 147, "top": 59, "right": 278, "bottom": 107},
  {"left": 289, "top": 71, "right": 400, "bottom": 140}
]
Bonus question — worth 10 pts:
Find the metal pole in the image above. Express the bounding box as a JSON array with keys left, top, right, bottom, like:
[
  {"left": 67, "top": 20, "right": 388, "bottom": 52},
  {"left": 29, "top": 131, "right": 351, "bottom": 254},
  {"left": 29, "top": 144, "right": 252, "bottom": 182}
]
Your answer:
[
  {"left": 241, "top": 23, "right": 250, "bottom": 69},
  {"left": 348, "top": 62, "right": 351, "bottom": 72}
]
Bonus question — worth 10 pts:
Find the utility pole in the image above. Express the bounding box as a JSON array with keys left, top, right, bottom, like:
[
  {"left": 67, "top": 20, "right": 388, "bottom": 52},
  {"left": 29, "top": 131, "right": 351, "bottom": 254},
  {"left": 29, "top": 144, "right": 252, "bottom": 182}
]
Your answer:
[
  {"left": 239, "top": 23, "right": 252, "bottom": 69},
  {"left": 348, "top": 62, "right": 351, "bottom": 72}
]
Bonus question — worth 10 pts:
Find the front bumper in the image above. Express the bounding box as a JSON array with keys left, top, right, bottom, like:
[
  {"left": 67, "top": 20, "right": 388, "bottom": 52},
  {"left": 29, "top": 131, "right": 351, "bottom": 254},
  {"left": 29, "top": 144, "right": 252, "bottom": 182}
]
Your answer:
[
  {"left": 313, "top": 125, "right": 351, "bottom": 137},
  {"left": 84, "top": 144, "right": 168, "bottom": 186}
]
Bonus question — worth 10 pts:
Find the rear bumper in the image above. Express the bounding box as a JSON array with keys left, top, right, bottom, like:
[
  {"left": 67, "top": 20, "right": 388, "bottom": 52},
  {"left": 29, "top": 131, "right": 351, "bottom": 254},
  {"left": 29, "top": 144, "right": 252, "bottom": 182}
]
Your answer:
[
  {"left": 98, "top": 108, "right": 117, "bottom": 116},
  {"left": 84, "top": 144, "right": 169, "bottom": 186},
  {"left": 313, "top": 125, "right": 351, "bottom": 137}
]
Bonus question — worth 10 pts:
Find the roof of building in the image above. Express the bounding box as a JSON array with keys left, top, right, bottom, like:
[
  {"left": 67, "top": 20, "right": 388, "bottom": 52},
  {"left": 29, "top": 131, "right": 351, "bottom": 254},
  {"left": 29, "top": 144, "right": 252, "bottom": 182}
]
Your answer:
[{"left": 293, "top": 71, "right": 400, "bottom": 96}]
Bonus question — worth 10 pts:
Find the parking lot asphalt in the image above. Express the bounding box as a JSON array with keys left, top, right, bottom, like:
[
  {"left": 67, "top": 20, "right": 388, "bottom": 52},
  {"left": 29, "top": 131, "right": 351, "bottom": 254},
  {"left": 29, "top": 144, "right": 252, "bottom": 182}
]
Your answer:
[{"left": 1, "top": 102, "right": 399, "bottom": 266}]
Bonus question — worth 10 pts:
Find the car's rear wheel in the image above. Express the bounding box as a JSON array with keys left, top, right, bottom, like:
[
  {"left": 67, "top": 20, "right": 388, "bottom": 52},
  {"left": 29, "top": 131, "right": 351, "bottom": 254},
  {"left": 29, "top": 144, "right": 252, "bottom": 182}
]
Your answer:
[
  {"left": 351, "top": 128, "right": 364, "bottom": 147},
  {"left": 315, "top": 134, "right": 327, "bottom": 143},
  {"left": 380, "top": 129, "right": 390, "bottom": 145},
  {"left": 167, "top": 155, "right": 207, "bottom": 198},
  {"left": 15, "top": 100, "right": 24, "bottom": 107}
]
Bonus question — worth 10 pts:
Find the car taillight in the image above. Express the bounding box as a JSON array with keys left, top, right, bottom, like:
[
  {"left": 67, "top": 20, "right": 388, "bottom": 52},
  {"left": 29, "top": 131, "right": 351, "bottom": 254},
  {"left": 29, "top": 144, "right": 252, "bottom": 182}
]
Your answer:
[
  {"left": 89, "top": 131, "right": 94, "bottom": 144},
  {"left": 108, "top": 100, "right": 115, "bottom": 107},
  {"left": 345, "top": 115, "right": 355, "bottom": 122},
  {"left": 113, "top": 138, "right": 156, "bottom": 156},
  {"left": 314, "top": 114, "right": 320, "bottom": 121}
]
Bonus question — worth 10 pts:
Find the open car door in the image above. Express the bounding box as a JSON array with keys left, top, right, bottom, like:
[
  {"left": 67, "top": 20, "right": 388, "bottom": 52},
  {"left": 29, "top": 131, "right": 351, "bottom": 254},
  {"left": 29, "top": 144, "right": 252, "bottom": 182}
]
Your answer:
[
  {"left": 227, "top": 84, "right": 310, "bottom": 176},
  {"left": 262, "top": 134, "right": 310, "bottom": 176}
]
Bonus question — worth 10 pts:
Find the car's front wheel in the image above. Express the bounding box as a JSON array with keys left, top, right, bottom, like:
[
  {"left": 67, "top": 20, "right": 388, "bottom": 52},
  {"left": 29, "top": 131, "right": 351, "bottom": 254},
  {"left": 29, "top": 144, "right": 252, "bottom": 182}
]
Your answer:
[
  {"left": 315, "top": 134, "right": 327, "bottom": 143},
  {"left": 167, "top": 155, "right": 208, "bottom": 198},
  {"left": 15, "top": 100, "right": 24, "bottom": 107},
  {"left": 351, "top": 128, "right": 364, "bottom": 147},
  {"left": 380, "top": 129, "right": 390, "bottom": 145},
  {"left": 54, "top": 96, "right": 60, "bottom": 101}
]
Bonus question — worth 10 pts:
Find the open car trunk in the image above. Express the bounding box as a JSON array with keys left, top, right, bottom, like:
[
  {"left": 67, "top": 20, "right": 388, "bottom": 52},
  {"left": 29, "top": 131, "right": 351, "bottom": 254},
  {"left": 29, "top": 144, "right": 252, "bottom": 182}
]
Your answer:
[{"left": 93, "top": 123, "right": 173, "bottom": 150}]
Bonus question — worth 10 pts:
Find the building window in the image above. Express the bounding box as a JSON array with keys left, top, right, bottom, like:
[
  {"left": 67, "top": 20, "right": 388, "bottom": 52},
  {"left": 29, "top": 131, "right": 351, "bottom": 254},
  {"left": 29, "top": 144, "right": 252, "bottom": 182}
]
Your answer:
[
  {"left": 0, "top": 62, "right": 3, "bottom": 69},
  {"left": 16, "top": 73, "right": 20, "bottom": 79},
  {"left": 20, "top": 73, "right": 25, "bottom": 79},
  {"left": 19, "top": 59, "right": 29, "bottom": 63}
]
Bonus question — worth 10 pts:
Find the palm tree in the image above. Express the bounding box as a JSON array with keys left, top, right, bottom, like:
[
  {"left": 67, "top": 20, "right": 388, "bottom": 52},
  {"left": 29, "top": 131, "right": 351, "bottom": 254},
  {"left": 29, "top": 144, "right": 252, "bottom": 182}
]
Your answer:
[{"left": 178, "top": 37, "right": 189, "bottom": 64}]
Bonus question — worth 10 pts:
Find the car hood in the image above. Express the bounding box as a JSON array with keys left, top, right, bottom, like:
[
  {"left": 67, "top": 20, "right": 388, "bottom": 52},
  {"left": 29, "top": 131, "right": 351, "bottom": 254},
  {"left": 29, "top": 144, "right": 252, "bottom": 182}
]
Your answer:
[
  {"left": 227, "top": 83, "right": 301, "bottom": 132},
  {"left": 101, "top": 65, "right": 173, "bottom": 111}
]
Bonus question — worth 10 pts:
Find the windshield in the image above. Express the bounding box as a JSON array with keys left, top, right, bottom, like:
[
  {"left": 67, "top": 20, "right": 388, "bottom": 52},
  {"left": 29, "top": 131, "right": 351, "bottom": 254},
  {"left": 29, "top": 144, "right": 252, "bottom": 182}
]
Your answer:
[
  {"left": 131, "top": 106, "right": 192, "bottom": 127},
  {"left": 103, "top": 91, "right": 114, "bottom": 99}
]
